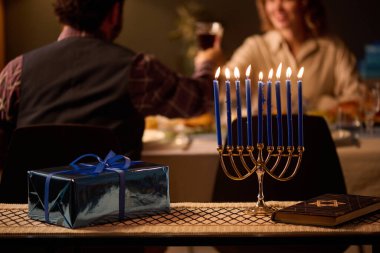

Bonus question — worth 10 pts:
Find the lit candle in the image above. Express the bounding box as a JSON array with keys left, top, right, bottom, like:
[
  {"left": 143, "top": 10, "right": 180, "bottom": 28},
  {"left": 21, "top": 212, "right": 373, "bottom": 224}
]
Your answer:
[
  {"left": 286, "top": 67, "right": 293, "bottom": 147},
  {"left": 258, "top": 71, "right": 264, "bottom": 144},
  {"left": 245, "top": 65, "right": 253, "bottom": 146},
  {"left": 266, "top": 68, "right": 274, "bottom": 146},
  {"left": 297, "top": 67, "right": 304, "bottom": 147},
  {"left": 225, "top": 68, "right": 233, "bottom": 146},
  {"left": 275, "top": 63, "right": 283, "bottom": 146},
  {"left": 213, "top": 67, "right": 222, "bottom": 146},
  {"left": 234, "top": 67, "right": 243, "bottom": 146}
]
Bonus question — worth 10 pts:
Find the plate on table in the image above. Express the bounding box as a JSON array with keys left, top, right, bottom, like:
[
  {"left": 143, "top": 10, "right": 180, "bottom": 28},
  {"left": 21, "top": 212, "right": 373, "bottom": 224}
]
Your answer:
[
  {"left": 331, "top": 129, "right": 351, "bottom": 141},
  {"left": 331, "top": 129, "right": 358, "bottom": 146},
  {"left": 142, "top": 129, "right": 166, "bottom": 145}
]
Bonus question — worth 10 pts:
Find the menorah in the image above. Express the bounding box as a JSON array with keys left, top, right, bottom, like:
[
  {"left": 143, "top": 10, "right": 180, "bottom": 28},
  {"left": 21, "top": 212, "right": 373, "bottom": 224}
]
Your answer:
[
  {"left": 213, "top": 64, "right": 305, "bottom": 216},
  {"left": 217, "top": 137, "right": 304, "bottom": 215}
]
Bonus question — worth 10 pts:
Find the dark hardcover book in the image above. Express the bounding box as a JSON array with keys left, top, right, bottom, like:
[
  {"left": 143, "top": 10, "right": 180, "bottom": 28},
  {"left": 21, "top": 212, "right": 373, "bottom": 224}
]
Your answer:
[{"left": 271, "top": 193, "right": 380, "bottom": 227}]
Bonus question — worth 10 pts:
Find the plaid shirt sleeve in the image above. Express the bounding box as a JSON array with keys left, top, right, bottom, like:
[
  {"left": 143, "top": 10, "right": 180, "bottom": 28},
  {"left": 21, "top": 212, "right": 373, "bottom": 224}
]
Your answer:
[
  {"left": 0, "top": 56, "right": 21, "bottom": 168},
  {"left": 0, "top": 56, "right": 22, "bottom": 126},
  {"left": 0, "top": 53, "right": 215, "bottom": 122},
  {"left": 128, "top": 53, "right": 214, "bottom": 118}
]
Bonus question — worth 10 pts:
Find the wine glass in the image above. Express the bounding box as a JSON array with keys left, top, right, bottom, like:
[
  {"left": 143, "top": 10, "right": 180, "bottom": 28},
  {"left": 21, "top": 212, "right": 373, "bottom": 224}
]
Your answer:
[
  {"left": 361, "top": 84, "right": 380, "bottom": 134},
  {"left": 195, "top": 22, "right": 223, "bottom": 50}
]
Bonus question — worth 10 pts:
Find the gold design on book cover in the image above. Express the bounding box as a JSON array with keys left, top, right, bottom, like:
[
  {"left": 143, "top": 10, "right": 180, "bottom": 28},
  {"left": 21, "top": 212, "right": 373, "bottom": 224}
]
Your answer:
[{"left": 309, "top": 200, "right": 346, "bottom": 207}]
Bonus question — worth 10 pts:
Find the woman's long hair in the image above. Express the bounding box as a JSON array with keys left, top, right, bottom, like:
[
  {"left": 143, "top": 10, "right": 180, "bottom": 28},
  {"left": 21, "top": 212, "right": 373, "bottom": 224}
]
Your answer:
[{"left": 256, "top": 0, "right": 327, "bottom": 37}]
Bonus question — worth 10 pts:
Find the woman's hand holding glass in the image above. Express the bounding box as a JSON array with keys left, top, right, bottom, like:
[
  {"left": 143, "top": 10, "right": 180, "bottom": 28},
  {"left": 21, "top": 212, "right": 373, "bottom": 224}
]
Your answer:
[{"left": 194, "top": 22, "right": 224, "bottom": 67}]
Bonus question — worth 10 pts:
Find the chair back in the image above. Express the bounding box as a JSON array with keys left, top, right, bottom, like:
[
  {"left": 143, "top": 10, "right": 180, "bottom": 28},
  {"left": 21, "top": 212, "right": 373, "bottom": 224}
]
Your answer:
[
  {"left": 0, "top": 124, "right": 123, "bottom": 203},
  {"left": 212, "top": 115, "right": 347, "bottom": 202}
]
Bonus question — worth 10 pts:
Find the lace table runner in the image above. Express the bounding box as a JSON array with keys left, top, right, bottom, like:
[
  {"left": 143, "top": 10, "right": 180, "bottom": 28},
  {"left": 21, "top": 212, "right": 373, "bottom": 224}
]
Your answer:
[{"left": 1, "top": 202, "right": 380, "bottom": 236}]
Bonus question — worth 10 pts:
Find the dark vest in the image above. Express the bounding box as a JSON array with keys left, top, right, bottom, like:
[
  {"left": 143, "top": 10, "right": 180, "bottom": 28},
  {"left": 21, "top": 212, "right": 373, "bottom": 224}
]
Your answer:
[{"left": 18, "top": 37, "right": 144, "bottom": 159}]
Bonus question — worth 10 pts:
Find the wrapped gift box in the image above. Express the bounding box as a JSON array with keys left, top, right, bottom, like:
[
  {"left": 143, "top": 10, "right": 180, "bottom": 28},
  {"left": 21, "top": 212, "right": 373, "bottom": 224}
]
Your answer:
[{"left": 28, "top": 154, "right": 170, "bottom": 228}]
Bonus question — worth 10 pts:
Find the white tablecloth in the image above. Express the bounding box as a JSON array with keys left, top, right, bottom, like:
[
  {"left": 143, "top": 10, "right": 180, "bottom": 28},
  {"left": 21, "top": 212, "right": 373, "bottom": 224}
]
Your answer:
[
  {"left": 142, "top": 131, "right": 380, "bottom": 202},
  {"left": 338, "top": 135, "right": 380, "bottom": 196}
]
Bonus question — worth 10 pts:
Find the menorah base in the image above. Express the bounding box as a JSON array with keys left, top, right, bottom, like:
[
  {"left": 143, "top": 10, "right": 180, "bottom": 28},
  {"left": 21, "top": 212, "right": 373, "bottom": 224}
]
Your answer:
[
  {"left": 217, "top": 144, "right": 304, "bottom": 216},
  {"left": 245, "top": 200, "right": 277, "bottom": 216}
]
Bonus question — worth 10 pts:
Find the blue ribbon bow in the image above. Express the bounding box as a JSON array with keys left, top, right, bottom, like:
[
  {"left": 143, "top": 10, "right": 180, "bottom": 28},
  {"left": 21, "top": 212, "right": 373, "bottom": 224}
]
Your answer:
[{"left": 44, "top": 151, "right": 136, "bottom": 223}]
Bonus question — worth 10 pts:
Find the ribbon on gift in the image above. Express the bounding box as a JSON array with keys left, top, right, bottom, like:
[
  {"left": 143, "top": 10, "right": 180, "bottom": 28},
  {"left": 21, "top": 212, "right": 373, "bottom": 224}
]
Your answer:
[{"left": 44, "top": 150, "right": 137, "bottom": 223}]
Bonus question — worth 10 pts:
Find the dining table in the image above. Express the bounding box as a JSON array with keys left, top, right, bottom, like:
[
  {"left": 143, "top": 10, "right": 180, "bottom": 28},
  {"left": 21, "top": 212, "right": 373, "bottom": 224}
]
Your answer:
[
  {"left": 337, "top": 130, "right": 380, "bottom": 197},
  {"left": 142, "top": 128, "right": 380, "bottom": 203},
  {"left": 0, "top": 202, "right": 379, "bottom": 252},
  {"left": 1, "top": 127, "right": 379, "bottom": 253}
]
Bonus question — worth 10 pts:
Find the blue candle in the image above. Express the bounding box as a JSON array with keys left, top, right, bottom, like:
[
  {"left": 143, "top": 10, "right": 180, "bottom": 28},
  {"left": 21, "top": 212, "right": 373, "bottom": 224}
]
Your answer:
[
  {"left": 258, "top": 72, "right": 264, "bottom": 144},
  {"left": 245, "top": 65, "right": 253, "bottom": 146},
  {"left": 234, "top": 67, "right": 243, "bottom": 146},
  {"left": 266, "top": 69, "right": 274, "bottom": 146},
  {"left": 275, "top": 63, "right": 283, "bottom": 146},
  {"left": 286, "top": 67, "right": 293, "bottom": 147},
  {"left": 213, "top": 67, "right": 222, "bottom": 146},
  {"left": 225, "top": 68, "right": 233, "bottom": 146},
  {"left": 297, "top": 67, "right": 304, "bottom": 147}
]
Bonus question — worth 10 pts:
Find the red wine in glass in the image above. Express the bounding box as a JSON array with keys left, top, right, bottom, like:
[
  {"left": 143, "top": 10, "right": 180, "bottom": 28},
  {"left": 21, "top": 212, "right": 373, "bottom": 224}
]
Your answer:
[{"left": 197, "top": 33, "right": 216, "bottom": 50}]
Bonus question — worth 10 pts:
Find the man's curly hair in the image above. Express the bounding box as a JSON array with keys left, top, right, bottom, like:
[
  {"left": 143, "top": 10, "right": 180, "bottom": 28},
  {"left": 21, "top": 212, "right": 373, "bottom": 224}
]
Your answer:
[{"left": 54, "top": 0, "right": 124, "bottom": 33}]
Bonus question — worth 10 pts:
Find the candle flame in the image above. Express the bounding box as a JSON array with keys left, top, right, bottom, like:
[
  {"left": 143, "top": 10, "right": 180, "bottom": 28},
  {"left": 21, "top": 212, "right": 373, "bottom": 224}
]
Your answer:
[
  {"left": 276, "top": 63, "right": 282, "bottom": 79},
  {"left": 259, "top": 71, "right": 263, "bottom": 81},
  {"left": 225, "top": 67, "right": 231, "bottom": 79},
  {"left": 286, "top": 67, "right": 292, "bottom": 79},
  {"left": 215, "top": 67, "right": 221, "bottom": 79},
  {"left": 245, "top": 65, "right": 251, "bottom": 77},
  {"left": 268, "top": 68, "right": 274, "bottom": 80},
  {"left": 234, "top": 67, "right": 240, "bottom": 79},
  {"left": 297, "top": 67, "right": 304, "bottom": 79}
]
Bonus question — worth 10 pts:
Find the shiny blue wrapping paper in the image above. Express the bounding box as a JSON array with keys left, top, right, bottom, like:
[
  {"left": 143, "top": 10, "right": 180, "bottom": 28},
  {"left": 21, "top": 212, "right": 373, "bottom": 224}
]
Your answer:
[{"left": 28, "top": 162, "right": 170, "bottom": 228}]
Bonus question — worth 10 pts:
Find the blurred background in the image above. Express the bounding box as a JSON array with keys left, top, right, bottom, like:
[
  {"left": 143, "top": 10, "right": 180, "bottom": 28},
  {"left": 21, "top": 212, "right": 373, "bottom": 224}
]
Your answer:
[{"left": 1, "top": 0, "right": 380, "bottom": 75}]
